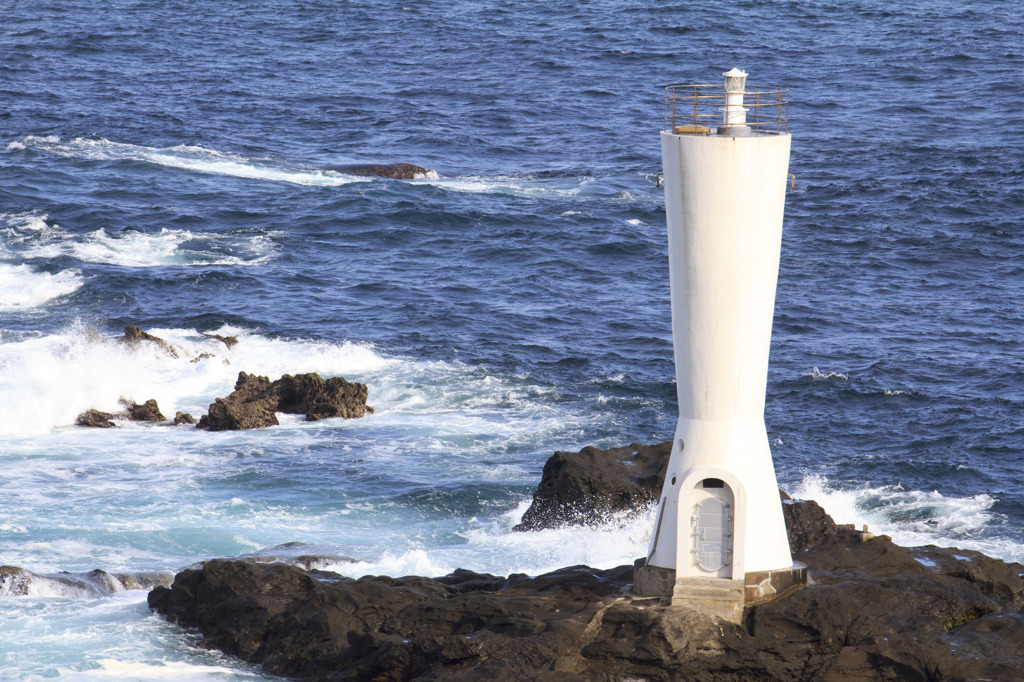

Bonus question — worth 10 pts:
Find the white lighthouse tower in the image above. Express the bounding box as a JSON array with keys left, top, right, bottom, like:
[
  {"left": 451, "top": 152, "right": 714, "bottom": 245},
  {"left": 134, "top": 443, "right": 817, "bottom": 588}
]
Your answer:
[{"left": 634, "top": 70, "right": 805, "bottom": 621}]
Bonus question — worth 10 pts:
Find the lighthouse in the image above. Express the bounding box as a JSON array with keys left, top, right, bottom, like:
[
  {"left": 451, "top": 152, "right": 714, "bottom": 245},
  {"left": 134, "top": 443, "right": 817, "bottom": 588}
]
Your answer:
[{"left": 634, "top": 70, "right": 806, "bottom": 622}]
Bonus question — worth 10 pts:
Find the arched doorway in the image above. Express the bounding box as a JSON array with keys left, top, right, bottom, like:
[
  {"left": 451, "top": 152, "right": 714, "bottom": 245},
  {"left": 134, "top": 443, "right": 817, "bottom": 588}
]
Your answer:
[{"left": 691, "top": 478, "right": 734, "bottom": 578}]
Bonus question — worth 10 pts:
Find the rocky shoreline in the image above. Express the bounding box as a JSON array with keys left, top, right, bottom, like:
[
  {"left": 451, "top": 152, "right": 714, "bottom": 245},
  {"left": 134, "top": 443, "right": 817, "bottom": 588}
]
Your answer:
[
  {"left": 147, "top": 442, "right": 1024, "bottom": 681},
  {"left": 74, "top": 326, "right": 372, "bottom": 430}
]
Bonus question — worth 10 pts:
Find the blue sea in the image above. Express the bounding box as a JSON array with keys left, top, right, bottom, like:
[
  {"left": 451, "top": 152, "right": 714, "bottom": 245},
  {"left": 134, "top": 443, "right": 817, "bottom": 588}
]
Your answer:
[{"left": 2, "top": 0, "right": 1023, "bottom": 677}]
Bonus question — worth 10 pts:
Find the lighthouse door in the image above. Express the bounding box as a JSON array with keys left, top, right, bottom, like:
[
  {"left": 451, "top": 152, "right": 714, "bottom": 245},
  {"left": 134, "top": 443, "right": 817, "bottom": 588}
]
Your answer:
[{"left": 691, "top": 479, "right": 734, "bottom": 578}]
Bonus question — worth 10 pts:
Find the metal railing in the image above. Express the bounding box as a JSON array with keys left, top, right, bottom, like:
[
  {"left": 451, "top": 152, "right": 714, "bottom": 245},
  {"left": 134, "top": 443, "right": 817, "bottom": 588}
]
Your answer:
[{"left": 664, "top": 84, "right": 789, "bottom": 136}]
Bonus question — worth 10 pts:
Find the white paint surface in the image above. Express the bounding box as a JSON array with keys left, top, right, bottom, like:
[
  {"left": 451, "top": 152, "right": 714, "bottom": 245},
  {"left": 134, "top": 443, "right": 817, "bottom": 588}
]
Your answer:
[{"left": 648, "top": 130, "right": 794, "bottom": 574}]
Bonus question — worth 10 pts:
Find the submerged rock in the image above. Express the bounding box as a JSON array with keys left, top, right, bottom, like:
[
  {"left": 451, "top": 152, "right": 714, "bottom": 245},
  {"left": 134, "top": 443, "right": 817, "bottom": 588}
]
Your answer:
[
  {"left": 75, "top": 409, "right": 116, "bottom": 428},
  {"left": 209, "top": 334, "right": 239, "bottom": 349},
  {"left": 76, "top": 398, "right": 168, "bottom": 427},
  {"left": 118, "top": 324, "right": 179, "bottom": 358},
  {"left": 197, "top": 371, "right": 372, "bottom": 431},
  {"left": 147, "top": 527, "right": 1024, "bottom": 681},
  {"left": 1, "top": 564, "right": 173, "bottom": 598},
  {"left": 325, "top": 162, "right": 430, "bottom": 179}
]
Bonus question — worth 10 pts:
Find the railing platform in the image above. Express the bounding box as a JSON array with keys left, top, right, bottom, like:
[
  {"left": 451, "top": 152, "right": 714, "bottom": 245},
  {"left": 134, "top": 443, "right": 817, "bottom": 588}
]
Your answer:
[{"left": 665, "top": 84, "right": 788, "bottom": 136}]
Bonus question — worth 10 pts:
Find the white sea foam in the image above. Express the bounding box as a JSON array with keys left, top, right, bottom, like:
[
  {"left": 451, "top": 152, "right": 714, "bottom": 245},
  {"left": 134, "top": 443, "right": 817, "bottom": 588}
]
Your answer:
[
  {"left": 0, "top": 212, "right": 84, "bottom": 308},
  {"left": 409, "top": 174, "right": 595, "bottom": 198},
  {"left": 12, "top": 136, "right": 597, "bottom": 198},
  {"left": 0, "top": 210, "right": 51, "bottom": 233},
  {"left": 3, "top": 591, "right": 272, "bottom": 680},
  {"left": 789, "top": 474, "right": 1019, "bottom": 561},
  {"left": 326, "top": 503, "right": 656, "bottom": 579},
  {"left": 1, "top": 210, "right": 276, "bottom": 267},
  {"left": 80, "top": 660, "right": 266, "bottom": 680},
  {"left": 0, "top": 325, "right": 401, "bottom": 435},
  {"left": 805, "top": 367, "right": 848, "bottom": 381},
  {"left": 9, "top": 136, "right": 372, "bottom": 187},
  {"left": 0, "top": 263, "right": 82, "bottom": 309}
]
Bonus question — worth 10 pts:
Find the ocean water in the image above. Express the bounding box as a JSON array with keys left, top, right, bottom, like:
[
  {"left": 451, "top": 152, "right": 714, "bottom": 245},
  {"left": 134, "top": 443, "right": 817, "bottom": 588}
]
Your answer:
[{"left": 2, "top": 0, "right": 1023, "bottom": 678}]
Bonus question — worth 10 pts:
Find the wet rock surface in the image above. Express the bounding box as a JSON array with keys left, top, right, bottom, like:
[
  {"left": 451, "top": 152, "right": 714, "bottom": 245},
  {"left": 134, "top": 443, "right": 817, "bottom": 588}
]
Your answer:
[
  {"left": 782, "top": 497, "right": 838, "bottom": 553},
  {"left": 173, "top": 411, "right": 196, "bottom": 425},
  {"left": 148, "top": 526, "right": 1024, "bottom": 681},
  {"left": 1, "top": 565, "right": 173, "bottom": 597},
  {"left": 325, "top": 162, "right": 430, "bottom": 179},
  {"left": 197, "top": 371, "right": 372, "bottom": 431},
  {"left": 513, "top": 441, "right": 671, "bottom": 531},
  {"left": 118, "top": 324, "right": 179, "bottom": 357},
  {"left": 76, "top": 398, "right": 167, "bottom": 427},
  {"left": 146, "top": 444, "right": 1024, "bottom": 679},
  {"left": 75, "top": 408, "right": 117, "bottom": 428},
  {"left": 121, "top": 398, "right": 166, "bottom": 422},
  {"left": 514, "top": 442, "right": 838, "bottom": 554}
]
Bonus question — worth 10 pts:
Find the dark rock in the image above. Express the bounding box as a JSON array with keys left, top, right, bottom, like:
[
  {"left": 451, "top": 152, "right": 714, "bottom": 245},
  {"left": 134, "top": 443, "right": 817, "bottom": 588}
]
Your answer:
[
  {"left": 198, "top": 371, "right": 279, "bottom": 431},
  {"left": 276, "top": 373, "right": 373, "bottom": 421},
  {"left": 121, "top": 398, "right": 166, "bottom": 422},
  {"left": 513, "top": 441, "right": 671, "bottom": 531},
  {"left": 75, "top": 409, "right": 116, "bottom": 428},
  {"left": 514, "top": 442, "right": 840, "bottom": 556},
  {"left": 325, "top": 162, "right": 430, "bottom": 179},
  {"left": 173, "top": 411, "right": 196, "bottom": 425},
  {"left": 198, "top": 371, "right": 372, "bottom": 430},
  {"left": 210, "top": 334, "right": 239, "bottom": 349},
  {"left": 782, "top": 498, "right": 837, "bottom": 552},
  {"left": 119, "top": 324, "right": 178, "bottom": 358},
  {"left": 148, "top": 530, "right": 1024, "bottom": 681}
]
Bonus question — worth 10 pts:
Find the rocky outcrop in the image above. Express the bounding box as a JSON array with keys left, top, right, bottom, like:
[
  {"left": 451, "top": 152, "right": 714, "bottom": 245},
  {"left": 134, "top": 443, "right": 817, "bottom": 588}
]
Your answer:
[
  {"left": 197, "top": 371, "right": 373, "bottom": 431},
  {"left": 76, "top": 398, "right": 167, "bottom": 427},
  {"left": 513, "top": 441, "right": 671, "bottom": 531},
  {"left": 148, "top": 527, "right": 1024, "bottom": 681},
  {"left": 276, "top": 372, "right": 372, "bottom": 421},
  {"left": 121, "top": 398, "right": 166, "bottom": 422},
  {"left": 199, "top": 372, "right": 280, "bottom": 430},
  {"left": 173, "top": 411, "right": 196, "bottom": 425},
  {"left": 326, "top": 162, "right": 430, "bottom": 179},
  {"left": 75, "top": 409, "right": 117, "bottom": 428},
  {"left": 209, "top": 334, "right": 238, "bottom": 349},
  {"left": 514, "top": 442, "right": 838, "bottom": 554},
  {"left": 119, "top": 324, "right": 179, "bottom": 358},
  {"left": 782, "top": 496, "right": 838, "bottom": 552},
  {"left": 2, "top": 565, "right": 173, "bottom": 598}
]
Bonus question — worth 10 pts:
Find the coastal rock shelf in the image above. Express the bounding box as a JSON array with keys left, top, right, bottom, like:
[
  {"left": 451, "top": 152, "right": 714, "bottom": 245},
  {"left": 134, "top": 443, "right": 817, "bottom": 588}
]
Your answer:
[
  {"left": 148, "top": 442, "right": 1024, "bottom": 680},
  {"left": 149, "top": 527, "right": 1024, "bottom": 681}
]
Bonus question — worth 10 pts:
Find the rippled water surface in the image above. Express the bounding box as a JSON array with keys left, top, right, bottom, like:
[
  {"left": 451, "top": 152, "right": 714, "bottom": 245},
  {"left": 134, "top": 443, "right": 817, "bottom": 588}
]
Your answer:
[{"left": 2, "top": 0, "right": 1023, "bottom": 678}]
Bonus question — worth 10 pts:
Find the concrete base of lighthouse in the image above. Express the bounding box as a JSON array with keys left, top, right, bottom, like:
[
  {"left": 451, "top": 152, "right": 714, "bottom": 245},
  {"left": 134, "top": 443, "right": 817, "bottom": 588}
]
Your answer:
[{"left": 633, "top": 561, "right": 807, "bottom": 623}]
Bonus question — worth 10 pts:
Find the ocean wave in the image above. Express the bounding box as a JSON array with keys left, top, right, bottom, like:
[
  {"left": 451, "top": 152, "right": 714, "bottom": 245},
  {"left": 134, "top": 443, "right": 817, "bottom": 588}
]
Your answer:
[
  {"left": 323, "top": 501, "right": 656, "bottom": 579},
  {"left": 804, "top": 367, "right": 849, "bottom": 381},
  {"left": 0, "top": 324, "right": 589, "bottom": 442},
  {"left": 8, "top": 136, "right": 373, "bottom": 186},
  {"left": 8, "top": 136, "right": 596, "bottom": 199},
  {"left": 0, "top": 212, "right": 277, "bottom": 267},
  {"left": 788, "top": 474, "right": 1017, "bottom": 560},
  {"left": 0, "top": 324, "right": 395, "bottom": 435},
  {"left": 0, "top": 263, "right": 82, "bottom": 310},
  {"left": 407, "top": 173, "right": 596, "bottom": 198}
]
